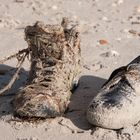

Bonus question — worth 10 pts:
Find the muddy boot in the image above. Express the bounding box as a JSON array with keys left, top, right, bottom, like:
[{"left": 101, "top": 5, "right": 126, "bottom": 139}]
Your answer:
[
  {"left": 13, "top": 18, "right": 81, "bottom": 118},
  {"left": 87, "top": 56, "right": 140, "bottom": 129}
]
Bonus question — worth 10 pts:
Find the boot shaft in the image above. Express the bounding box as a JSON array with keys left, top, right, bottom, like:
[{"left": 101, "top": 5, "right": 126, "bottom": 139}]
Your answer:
[{"left": 25, "top": 19, "right": 81, "bottom": 88}]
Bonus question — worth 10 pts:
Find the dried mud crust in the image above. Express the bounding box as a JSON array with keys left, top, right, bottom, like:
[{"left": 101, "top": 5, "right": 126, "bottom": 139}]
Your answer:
[{"left": 13, "top": 18, "right": 81, "bottom": 118}]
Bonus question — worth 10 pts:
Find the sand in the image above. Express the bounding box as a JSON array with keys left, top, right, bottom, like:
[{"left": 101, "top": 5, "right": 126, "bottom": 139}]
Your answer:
[{"left": 0, "top": 0, "right": 140, "bottom": 139}]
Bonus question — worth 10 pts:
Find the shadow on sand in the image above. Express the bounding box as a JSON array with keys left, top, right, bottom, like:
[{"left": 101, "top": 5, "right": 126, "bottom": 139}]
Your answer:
[
  {"left": 0, "top": 64, "right": 28, "bottom": 118},
  {"left": 65, "top": 75, "right": 106, "bottom": 130}
]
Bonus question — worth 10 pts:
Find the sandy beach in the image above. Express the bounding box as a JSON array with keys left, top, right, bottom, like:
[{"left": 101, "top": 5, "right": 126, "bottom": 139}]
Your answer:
[{"left": 0, "top": 0, "right": 140, "bottom": 139}]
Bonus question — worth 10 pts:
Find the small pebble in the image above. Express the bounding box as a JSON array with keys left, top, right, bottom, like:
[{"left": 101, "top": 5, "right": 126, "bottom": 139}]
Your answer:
[
  {"left": 51, "top": 5, "right": 58, "bottom": 10},
  {"left": 117, "top": 0, "right": 124, "bottom": 5},
  {"left": 100, "top": 50, "right": 120, "bottom": 57},
  {"left": 116, "top": 37, "right": 122, "bottom": 41},
  {"left": 92, "top": 61, "right": 106, "bottom": 71},
  {"left": 136, "top": 6, "right": 140, "bottom": 13},
  {"left": 98, "top": 39, "right": 108, "bottom": 45},
  {"left": 128, "top": 29, "right": 137, "bottom": 35},
  {"left": 101, "top": 17, "right": 109, "bottom": 21},
  {"left": 83, "top": 65, "right": 90, "bottom": 70}
]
